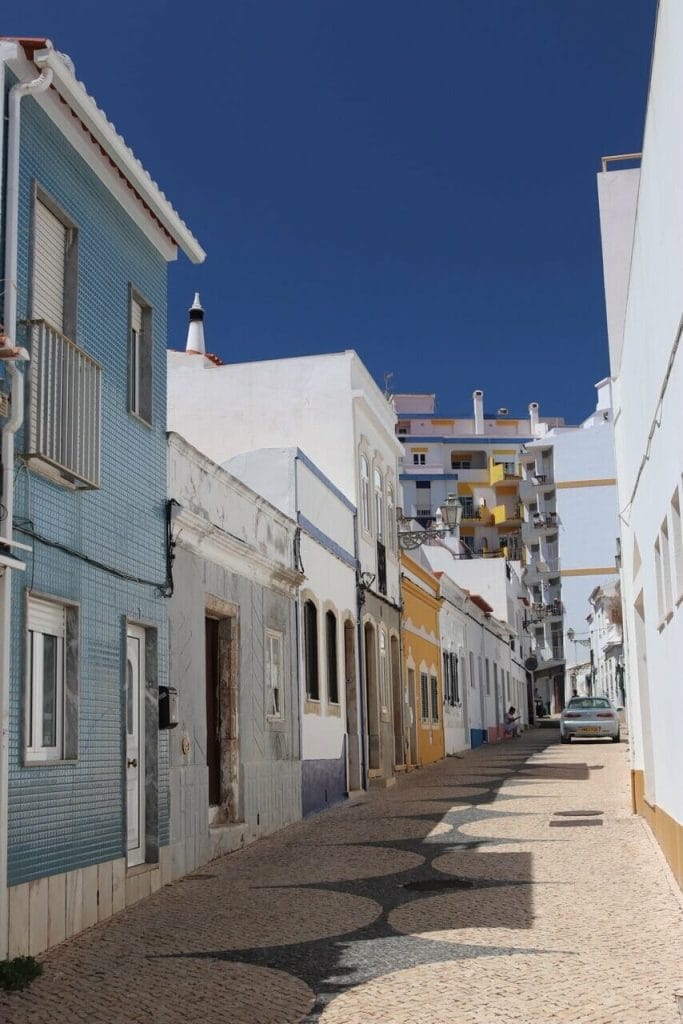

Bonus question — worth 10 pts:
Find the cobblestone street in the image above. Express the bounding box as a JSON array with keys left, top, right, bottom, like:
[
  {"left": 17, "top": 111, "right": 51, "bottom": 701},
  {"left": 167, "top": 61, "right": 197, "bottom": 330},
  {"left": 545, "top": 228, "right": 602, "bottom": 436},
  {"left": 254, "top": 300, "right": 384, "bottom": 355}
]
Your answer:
[{"left": 2, "top": 729, "right": 682, "bottom": 1024}]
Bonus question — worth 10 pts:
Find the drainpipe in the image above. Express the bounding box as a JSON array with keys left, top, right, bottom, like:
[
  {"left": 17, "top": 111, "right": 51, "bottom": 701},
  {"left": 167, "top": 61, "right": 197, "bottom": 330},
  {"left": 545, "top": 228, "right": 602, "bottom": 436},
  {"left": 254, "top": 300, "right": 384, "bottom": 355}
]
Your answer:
[
  {"left": 353, "top": 513, "right": 368, "bottom": 791},
  {"left": 0, "top": 58, "right": 54, "bottom": 960}
]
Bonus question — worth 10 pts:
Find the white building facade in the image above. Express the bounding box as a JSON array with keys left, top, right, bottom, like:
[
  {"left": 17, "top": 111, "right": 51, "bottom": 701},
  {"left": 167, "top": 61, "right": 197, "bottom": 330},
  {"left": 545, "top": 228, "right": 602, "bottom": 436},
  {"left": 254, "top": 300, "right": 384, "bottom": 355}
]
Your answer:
[
  {"left": 225, "top": 447, "right": 360, "bottom": 813},
  {"left": 168, "top": 345, "right": 403, "bottom": 788},
  {"left": 520, "top": 380, "right": 619, "bottom": 712},
  {"left": 597, "top": 0, "right": 683, "bottom": 888},
  {"left": 167, "top": 434, "right": 303, "bottom": 879}
]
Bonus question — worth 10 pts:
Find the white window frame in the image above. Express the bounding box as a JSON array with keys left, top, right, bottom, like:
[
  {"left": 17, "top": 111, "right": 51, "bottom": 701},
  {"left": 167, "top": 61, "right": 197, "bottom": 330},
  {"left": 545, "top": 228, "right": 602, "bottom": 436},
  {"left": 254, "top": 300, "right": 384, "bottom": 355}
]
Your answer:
[
  {"left": 360, "top": 454, "right": 371, "bottom": 535},
  {"left": 672, "top": 487, "right": 683, "bottom": 603},
  {"left": 420, "top": 671, "right": 430, "bottom": 724},
  {"left": 379, "top": 628, "right": 389, "bottom": 712},
  {"left": 374, "top": 468, "right": 385, "bottom": 542},
  {"left": 387, "top": 483, "right": 396, "bottom": 554},
  {"left": 265, "top": 628, "right": 284, "bottom": 719},
  {"left": 660, "top": 517, "right": 673, "bottom": 621},
  {"left": 25, "top": 596, "right": 66, "bottom": 762},
  {"left": 430, "top": 674, "right": 439, "bottom": 724},
  {"left": 129, "top": 287, "right": 153, "bottom": 425}
]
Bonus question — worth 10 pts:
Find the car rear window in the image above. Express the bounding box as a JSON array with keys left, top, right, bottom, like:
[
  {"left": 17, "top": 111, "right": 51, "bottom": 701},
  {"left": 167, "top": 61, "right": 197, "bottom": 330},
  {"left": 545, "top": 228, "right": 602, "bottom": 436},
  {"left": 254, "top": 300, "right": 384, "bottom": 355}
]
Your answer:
[{"left": 567, "top": 698, "right": 611, "bottom": 709}]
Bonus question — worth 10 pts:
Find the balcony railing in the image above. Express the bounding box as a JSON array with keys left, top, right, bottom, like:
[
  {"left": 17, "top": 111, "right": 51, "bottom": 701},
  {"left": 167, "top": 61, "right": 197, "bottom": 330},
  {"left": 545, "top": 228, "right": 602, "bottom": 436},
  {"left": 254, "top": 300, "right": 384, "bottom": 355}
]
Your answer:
[
  {"left": 532, "top": 511, "right": 559, "bottom": 528},
  {"left": 529, "top": 600, "right": 563, "bottom": 621},
  {"left": 538, "top": 643, "right": 564, "bottom": 664},
  {"left": 24, "top": 320, "right": 101, "bottom": 489}
]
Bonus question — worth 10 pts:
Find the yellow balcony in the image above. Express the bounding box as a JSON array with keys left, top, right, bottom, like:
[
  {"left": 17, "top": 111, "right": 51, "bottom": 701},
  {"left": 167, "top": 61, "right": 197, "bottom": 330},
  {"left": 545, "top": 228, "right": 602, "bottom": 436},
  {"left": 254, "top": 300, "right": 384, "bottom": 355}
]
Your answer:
[
  {"left": 492, "top": 503, "right": 523, "bottom": 525},
  {"left": 488, "top": 458, "right": 521, "bottom": 487}
]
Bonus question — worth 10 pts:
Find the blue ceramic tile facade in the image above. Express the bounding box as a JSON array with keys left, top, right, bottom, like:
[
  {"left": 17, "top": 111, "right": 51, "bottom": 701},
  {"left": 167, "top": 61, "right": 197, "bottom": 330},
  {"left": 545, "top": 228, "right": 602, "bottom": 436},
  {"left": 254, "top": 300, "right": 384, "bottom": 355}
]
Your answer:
[{"left": 3, "top": 89, "right": 170, "bottom": 885}]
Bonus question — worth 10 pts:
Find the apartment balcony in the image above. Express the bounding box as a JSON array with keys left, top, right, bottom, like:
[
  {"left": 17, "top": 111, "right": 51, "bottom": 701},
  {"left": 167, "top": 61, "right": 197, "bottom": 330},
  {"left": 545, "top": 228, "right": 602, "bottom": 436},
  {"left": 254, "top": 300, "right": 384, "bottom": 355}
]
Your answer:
[
  {"left": 522, "top": 513, "right": 559, "bottom": 543},
  {"left": 488, "top": 460, "right": 522, "bottom": 487},
  {"left": 523, "top": 557, "right": 561, "bottom": 584},
  {"left": 535, "top": 643, "right": 565, "bottom": 672},
  {"left": 528, "top": 599, "right": 564, "bottom": 623},
  {"left": 519, "top": 472, "right": 554, "bottom": 501},
  {"left": 400, "top": 462, "right": 446, "bottom": 475},
  {"left": 492, "top": 502, "right": 523, "bottom": 526},
  {"left": 23, "top": 319, "right": 102, "bottom": 489}
]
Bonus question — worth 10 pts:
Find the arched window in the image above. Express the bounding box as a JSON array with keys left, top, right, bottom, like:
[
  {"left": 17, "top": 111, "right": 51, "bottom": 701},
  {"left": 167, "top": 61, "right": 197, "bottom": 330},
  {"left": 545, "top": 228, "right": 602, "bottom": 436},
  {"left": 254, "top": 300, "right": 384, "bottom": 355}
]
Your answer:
[
  {"left": 387, "top": 483, "right": 395, "bottom": 553},
  {"left": 374, "top": 468, "right": 384, "bottom": 541},
  {"left": 360, "top": 455, "right": 370, "bottom": 534},
  {"left": 303, "top": 600, "right": 319, "bottom": 700},
  {"left": 326, "top": 610, "right": 339, "bottom": 704}
]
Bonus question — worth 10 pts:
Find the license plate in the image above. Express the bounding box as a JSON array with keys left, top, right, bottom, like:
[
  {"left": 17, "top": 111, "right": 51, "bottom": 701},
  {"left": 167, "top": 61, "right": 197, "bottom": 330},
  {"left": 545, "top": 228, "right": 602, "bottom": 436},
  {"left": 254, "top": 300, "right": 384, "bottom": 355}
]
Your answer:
[{"left": 577, "top": 726, "right": 600, "bottom": 734}]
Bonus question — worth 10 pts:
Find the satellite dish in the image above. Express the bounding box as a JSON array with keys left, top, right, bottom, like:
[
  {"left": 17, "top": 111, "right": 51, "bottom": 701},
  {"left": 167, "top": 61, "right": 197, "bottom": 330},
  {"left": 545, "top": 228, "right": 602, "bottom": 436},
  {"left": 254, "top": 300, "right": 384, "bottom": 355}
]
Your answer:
[{"left": 525, "top": 655, "right": 539, "bottom": 672}]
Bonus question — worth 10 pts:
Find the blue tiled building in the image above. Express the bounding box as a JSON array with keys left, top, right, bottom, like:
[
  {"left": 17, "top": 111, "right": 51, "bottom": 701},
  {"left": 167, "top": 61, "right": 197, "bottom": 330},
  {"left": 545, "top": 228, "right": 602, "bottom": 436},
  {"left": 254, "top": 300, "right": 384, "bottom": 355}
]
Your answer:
[{"left": 0, "top": 38, "right": 204, "bottom": 957}]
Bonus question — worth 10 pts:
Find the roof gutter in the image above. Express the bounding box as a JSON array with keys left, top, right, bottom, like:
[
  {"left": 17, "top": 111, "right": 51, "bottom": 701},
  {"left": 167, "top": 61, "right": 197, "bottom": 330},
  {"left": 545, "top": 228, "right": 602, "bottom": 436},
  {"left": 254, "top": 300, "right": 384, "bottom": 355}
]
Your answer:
[{"left": 32, "top": 45, "right": 206, "bottom": 265}]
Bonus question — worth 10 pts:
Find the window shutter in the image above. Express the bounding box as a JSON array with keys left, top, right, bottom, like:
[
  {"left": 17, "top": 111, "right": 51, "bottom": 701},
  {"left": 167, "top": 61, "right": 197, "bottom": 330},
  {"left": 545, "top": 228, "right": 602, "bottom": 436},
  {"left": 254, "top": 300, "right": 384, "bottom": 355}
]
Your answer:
[
  {"left": 27, "top": 596, "right": 66, "bottom": 637},
  {"left": 34, "top": 200, "right": 67, "bottom": 332}
]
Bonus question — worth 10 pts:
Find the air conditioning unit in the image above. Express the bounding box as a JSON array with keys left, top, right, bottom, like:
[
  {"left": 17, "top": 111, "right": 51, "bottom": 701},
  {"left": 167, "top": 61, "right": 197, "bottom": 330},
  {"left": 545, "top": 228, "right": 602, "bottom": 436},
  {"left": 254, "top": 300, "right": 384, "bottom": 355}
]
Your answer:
[
  {"left": 0, "top": 389, "right": 8, "bottom": 419},
  {"left": 538, "top": 561, "right": 549, "bottom": 572},
  {"left": 497, "top": 407, "right": 509, "bottom": 416}
]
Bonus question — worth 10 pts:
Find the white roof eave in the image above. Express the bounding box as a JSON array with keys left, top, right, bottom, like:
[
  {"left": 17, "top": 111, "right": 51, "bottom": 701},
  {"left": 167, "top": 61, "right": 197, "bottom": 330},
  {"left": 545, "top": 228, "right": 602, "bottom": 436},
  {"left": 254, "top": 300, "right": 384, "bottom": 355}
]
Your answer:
[{"left": 33, "top": 46, "right": 205, "bottom": 265}]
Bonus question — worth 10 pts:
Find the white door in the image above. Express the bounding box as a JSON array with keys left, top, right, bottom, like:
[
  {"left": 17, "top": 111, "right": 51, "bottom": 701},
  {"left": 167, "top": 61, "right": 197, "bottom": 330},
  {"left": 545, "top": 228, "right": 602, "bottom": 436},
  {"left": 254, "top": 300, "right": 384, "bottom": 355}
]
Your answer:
[{"left": 126, "top": 625, "right": 146, "bottom": 867}]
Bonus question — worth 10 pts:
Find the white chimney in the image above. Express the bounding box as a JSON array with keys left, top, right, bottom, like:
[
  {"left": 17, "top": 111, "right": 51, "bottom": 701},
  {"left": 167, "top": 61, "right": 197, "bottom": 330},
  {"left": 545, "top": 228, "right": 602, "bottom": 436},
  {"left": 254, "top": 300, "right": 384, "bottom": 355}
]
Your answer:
[
  {"left": 529, "top": 401, "right": 539, "bottom": 435},
  {"left": 473, "top": 390, "right": 484, "bottom": 435},
  {"left": 185, "top": 293, "right": 205, "bottom": 354}
]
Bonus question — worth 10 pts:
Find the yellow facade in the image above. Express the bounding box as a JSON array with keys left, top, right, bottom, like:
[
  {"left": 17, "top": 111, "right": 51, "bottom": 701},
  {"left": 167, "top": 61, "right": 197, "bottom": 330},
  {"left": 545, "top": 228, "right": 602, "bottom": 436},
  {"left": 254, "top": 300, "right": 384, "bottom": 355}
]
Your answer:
[{"left": 400, "top": 554, "right": 444, "bottom": 767}]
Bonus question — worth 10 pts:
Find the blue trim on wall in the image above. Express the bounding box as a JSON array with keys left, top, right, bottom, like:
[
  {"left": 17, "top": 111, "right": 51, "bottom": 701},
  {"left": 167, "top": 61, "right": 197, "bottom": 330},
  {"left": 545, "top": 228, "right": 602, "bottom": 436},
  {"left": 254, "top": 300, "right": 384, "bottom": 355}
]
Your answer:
[
  {"left": 400, "top": 436, "right": 533, "bottom": 444},
  {"left": 297, "top": 513, "right": 357, "bottom": 569},
  {"left": 470, "top": 728, "right": 488, "bottom": 749},
  {"left": 399, "top": 473, "right": 460, "bottom": 482},
  {"left": 295, "top": 449, "right": 356, "bottom": 512},
  {"left": 302, "top": 753, "right": 347, "bottom": 817}
]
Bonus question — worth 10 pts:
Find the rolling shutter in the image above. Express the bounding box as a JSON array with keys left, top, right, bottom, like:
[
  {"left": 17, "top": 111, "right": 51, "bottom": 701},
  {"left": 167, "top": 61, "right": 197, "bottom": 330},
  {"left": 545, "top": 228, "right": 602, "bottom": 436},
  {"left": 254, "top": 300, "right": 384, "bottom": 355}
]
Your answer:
[{"left": 34, "top": 200, "right": 67, "bottom": 331}]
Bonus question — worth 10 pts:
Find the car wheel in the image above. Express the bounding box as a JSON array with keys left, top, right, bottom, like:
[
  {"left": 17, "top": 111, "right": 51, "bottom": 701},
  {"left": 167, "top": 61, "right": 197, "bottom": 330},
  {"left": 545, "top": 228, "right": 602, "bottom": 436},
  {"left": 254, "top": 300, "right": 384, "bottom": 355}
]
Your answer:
[
  {"left": 612, "top": 731, "right": 621, "bottom": 743},
  {"left": 560, "top": 733, "right": 571, "bottom": 744}
]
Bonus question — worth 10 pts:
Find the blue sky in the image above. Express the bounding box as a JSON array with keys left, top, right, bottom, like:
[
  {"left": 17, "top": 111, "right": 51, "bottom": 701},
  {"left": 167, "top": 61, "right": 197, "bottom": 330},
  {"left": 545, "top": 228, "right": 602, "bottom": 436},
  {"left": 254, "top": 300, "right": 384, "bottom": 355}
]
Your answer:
[{"left": 7, "top": 1, "right": 656, "bottom": 423}]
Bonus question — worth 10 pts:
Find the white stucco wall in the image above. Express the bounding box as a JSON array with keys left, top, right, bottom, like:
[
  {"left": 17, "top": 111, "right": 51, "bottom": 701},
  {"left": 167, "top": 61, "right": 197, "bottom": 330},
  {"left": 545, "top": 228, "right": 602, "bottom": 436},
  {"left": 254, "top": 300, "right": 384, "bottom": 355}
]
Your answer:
[
  {"left": 223, "top": 447, "right": 358, "bottom": 764},
  {"left": 169, "top": 348, "right": 402, "bottom": 609},
  {"left": 598, "top": 0, "right": 683, "bottom": 827}
]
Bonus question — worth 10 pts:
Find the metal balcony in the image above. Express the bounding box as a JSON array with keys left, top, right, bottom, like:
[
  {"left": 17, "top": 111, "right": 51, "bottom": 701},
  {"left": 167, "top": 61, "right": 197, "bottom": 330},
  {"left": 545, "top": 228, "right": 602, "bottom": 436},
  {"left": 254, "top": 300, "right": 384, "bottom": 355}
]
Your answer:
[{"left": 24, "top": 319, "right": 101, "bottom": 489}]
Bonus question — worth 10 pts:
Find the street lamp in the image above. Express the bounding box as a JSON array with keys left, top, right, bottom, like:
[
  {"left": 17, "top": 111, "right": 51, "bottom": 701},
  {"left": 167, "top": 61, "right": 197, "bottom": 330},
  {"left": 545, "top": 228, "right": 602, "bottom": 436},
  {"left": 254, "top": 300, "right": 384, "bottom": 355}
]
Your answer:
[
  {"left": 397, "top": 494, "right": 463, "bottom": 551},
  {"left": 566, "top": 628, "right": 592, "bottom": 695}
]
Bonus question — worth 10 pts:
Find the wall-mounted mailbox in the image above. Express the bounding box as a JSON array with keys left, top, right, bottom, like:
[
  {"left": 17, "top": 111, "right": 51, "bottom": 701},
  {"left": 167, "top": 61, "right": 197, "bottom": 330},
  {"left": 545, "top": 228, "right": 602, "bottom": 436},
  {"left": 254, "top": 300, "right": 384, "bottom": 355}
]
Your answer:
[{"left": 159, "top": 686, "right": 179, "bottom": 729}]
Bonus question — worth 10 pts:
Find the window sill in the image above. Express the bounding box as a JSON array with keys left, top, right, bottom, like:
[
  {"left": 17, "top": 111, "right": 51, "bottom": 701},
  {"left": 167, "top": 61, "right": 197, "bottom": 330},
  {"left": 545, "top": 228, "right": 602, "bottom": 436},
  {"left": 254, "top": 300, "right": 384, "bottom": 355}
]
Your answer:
[
  {"left": 128, "top": 410, "right": 153, "bottom": 430},
  {"left": 23, "top": 755, "right": 78, "bottom": 766}
]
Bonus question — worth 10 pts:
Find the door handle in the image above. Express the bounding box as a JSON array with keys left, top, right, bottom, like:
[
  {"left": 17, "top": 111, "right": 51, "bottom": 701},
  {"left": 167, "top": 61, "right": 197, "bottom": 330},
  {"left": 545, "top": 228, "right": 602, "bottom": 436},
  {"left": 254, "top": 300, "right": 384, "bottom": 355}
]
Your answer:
[{"left": 127, "top": 758, "right": 138, "bottom": 768}]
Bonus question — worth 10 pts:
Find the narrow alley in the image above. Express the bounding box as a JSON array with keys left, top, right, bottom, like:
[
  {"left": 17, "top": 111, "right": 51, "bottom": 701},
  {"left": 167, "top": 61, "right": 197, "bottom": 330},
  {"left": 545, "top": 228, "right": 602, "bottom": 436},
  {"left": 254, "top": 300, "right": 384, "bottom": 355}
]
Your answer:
[{"left": 1, "top": 730, "right": 681, "bottom": 1024}]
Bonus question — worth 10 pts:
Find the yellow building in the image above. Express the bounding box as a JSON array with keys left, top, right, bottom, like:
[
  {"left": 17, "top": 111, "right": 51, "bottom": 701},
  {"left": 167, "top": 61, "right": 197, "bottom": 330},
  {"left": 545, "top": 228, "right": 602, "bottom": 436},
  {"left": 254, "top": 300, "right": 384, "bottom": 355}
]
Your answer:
[{"left": 400, "top": 554, "right": 445, "bottom": 767}]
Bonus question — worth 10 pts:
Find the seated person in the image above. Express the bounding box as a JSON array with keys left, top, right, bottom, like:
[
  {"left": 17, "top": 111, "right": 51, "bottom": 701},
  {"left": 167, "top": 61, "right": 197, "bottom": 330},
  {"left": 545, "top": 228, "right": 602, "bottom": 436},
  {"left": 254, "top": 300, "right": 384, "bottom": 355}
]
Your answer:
[{"left": 504, "top": 706, "right": 520, "bottom": 738}]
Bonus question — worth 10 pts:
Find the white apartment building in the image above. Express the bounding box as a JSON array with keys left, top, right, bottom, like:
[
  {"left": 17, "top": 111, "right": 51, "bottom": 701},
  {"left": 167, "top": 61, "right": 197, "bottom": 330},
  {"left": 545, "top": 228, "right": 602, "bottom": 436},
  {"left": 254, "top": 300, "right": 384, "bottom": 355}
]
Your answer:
[
  {"left": 168, "top": 334, "right": 403, "bottom": 788},
  {"left": 597, "top": 0, "right": 683, "bottom": 888},
  {"left": 520, "top": 380, "right": 618, "bottom": 713},
  {"left": 394, "top": 390, "right": 564, "bottom": 562}
]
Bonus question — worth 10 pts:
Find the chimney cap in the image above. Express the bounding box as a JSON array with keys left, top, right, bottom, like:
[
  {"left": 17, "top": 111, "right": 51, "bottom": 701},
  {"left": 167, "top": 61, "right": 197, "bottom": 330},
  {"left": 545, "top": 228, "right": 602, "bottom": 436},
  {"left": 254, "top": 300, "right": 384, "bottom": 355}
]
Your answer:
[{"left": 185, "top": 292, "right": 206, "bottom": 354}]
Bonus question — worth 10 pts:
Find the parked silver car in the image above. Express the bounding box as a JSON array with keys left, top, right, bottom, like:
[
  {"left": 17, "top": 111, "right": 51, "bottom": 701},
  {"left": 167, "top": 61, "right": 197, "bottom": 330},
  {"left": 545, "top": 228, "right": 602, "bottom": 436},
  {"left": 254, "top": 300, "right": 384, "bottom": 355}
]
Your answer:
[{"left": 559, "top": 697, "right": 620, "bottom": 743}]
